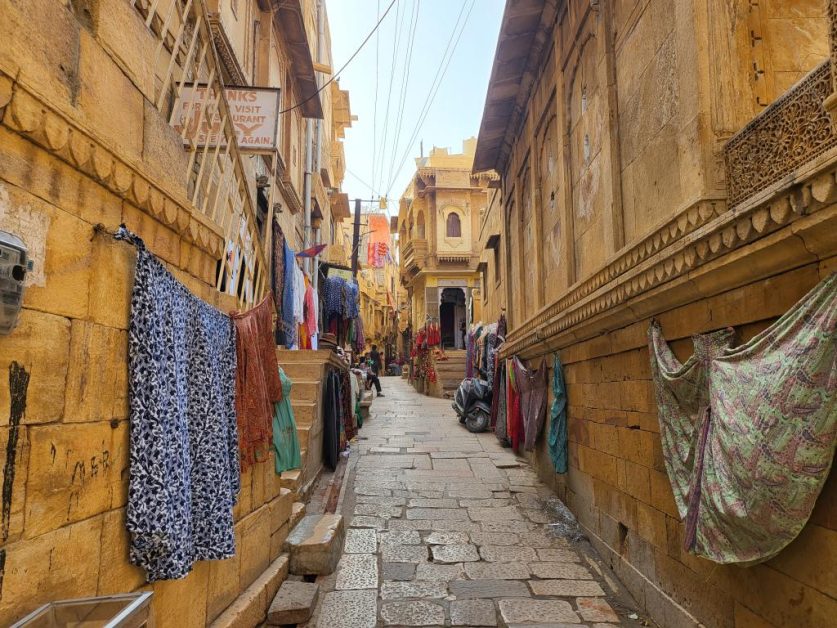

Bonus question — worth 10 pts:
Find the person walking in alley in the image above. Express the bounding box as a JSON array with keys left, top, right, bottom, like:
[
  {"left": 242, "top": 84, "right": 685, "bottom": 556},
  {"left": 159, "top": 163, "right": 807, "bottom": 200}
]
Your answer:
[{"left": 369, "top": 344, "right": 382, "bottom": 377}]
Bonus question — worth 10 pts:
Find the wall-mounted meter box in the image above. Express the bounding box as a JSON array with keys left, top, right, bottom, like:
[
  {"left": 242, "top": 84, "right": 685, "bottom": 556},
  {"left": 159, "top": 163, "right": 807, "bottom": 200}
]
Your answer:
[{"left": 0, "top": 231, "right": 30, "bottom": 335}]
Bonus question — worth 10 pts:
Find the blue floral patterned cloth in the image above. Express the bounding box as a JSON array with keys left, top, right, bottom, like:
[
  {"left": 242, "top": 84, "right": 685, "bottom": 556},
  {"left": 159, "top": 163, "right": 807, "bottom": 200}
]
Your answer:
[{"left": 122, "top": 230, "right": 239, "bottom": 582}]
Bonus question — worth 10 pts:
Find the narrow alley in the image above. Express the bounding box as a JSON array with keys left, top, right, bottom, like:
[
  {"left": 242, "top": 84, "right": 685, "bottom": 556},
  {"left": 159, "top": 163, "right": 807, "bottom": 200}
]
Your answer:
[{"left": 306, "top": 378, "right": 644, "bottom": 627}]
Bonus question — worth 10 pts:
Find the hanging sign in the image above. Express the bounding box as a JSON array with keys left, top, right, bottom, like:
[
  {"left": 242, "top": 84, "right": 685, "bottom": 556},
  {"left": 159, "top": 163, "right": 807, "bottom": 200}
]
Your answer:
[{"left": 174, "top": 85, "right": 281, "bottom": 152}]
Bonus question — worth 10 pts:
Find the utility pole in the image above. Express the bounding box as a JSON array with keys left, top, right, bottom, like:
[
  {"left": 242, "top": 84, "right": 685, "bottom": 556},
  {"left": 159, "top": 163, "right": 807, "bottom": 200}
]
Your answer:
[{"left": 351, "top": 197, "right": 362, "bottom": 279}]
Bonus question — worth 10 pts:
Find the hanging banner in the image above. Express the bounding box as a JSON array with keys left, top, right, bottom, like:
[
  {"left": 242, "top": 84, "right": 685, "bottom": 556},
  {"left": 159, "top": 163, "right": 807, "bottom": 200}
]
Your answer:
[{"left": 173, "top": 84, "right": 281, "bottom": 152}]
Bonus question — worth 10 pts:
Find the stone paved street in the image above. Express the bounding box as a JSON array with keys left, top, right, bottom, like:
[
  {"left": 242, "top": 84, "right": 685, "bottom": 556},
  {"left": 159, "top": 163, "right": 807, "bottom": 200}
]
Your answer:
[{"left": 305, "top": 378, "right": 647, "bottom": 627}]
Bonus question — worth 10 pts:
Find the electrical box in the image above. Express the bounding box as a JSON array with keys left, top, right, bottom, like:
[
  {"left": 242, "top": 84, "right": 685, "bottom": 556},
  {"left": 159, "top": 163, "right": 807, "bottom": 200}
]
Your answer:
[{"left": 0, "top": 231, "right": 30, "bottom": 335}]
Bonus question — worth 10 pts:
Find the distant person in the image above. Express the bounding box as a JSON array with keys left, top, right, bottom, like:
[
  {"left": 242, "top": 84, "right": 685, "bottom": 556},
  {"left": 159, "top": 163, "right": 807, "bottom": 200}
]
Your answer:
[
  {"left": 357, "top": 356, "right": 383, "bottom": 397},
  {"left": 458, "top": 320, "right": 466, "bottom": 349},
  {"left": 370, "top": 344, "right": 382, "bottom": 377}
]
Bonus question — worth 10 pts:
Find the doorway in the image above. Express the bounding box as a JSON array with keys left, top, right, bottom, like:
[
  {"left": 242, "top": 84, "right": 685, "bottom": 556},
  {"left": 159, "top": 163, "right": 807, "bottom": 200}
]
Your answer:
[{"left": 440, "top": 287, "right": 466, "bottom": 349}]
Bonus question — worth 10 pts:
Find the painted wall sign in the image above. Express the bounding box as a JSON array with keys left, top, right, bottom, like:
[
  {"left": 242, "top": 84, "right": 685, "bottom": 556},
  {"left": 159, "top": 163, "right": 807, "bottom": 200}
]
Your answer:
[{"left": 174, "top": 85, "right": 281, "bottom": 152}]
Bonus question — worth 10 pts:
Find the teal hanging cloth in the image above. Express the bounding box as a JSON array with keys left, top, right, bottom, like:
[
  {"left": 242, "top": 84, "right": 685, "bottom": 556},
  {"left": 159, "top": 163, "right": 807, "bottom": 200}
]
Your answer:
[
  {"left": 548, "top": 354, "right": 568, "bottom": 473},
  {"left": 273, "top": 366, "right": 301, "bottom": 473}
]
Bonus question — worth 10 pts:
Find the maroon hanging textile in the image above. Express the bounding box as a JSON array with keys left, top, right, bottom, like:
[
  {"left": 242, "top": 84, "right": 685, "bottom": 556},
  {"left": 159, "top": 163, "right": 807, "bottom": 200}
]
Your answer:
[
  {"left": 512, "top": 356, "right": 549, "bottom": 451},
  {"left": 232, "top": 295, "right": 283, "bottom": 469}
]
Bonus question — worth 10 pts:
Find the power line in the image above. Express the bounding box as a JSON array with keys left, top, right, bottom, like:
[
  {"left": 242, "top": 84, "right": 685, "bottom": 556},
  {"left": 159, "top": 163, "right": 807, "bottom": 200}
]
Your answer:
[
  {"left": 346, "top": 168, "right": 383, "bottom": 197},
  {"left": 383, "top": 0, "right": 421, "bottom": 192},
  {"left": 278, "top": 0, "right": 398, "bottom": 115},
  {"left": 375, "top": 0, "right": 406, "bottom": 193},
  {"left": 385, "top": 0, "right": 476, "bottom": 196},
  {"left": 371, "top": 0, "right": 381, "bottom": 209}
]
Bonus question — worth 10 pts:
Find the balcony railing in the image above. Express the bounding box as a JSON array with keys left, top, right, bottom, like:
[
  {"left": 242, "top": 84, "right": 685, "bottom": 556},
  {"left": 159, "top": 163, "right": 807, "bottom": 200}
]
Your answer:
[
  {"left": 401, "top": 238, "right": 427, "bottom": 273},
  {"left": 724, "top": 61, "right": 837, "bottom": 208},
  {"left": 130, "top": 0, "right": 267, "bottom": 307}
]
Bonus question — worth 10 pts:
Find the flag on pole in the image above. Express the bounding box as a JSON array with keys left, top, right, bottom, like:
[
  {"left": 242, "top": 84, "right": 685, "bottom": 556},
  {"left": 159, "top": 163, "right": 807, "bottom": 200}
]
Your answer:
[{"left": 296, "top": 244, "right": 327, "bottom": 258}]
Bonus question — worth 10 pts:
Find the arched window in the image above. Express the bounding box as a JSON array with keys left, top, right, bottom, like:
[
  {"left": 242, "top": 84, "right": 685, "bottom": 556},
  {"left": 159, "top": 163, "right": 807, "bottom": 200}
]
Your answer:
[{"left": 446, "top": 212, "right": 461, "bottom": 238}]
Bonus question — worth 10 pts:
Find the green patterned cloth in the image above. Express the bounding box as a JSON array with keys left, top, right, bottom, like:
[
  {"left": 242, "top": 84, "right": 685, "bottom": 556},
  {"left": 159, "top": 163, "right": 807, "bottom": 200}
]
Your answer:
[
  {"left": 649, "top": 273, "right": 837, "bottom": 565},
  {"left": 272, "top": 367, "right": 301, "bottom": 474},
  {"left": 548, "top": 354, "right": 568, "bottom": 474}
]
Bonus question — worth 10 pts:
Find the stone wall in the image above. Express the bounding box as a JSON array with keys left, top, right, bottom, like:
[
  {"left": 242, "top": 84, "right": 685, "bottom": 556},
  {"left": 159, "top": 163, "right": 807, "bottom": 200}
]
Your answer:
[
  {"left": 0, "top": 1, "right": 294, "bottom": 624},
  {"left": 477, "top": 0, "right": 836, "bottom": 625},
  {"left": 524, "top": 258, "right": 837, "bottom": 628}
]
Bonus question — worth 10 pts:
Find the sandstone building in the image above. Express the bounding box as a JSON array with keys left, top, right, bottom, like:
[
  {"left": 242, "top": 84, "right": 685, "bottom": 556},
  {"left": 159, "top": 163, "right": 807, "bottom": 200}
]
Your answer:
[
  {"left": 397, "top": 139, "right": 494, "bottom": 350},
  {"left": 473, "top": 1, "right": 837, "bottom": 626},
  {"left": 0, "top": 0, "right": 353, "bottom": 624}
]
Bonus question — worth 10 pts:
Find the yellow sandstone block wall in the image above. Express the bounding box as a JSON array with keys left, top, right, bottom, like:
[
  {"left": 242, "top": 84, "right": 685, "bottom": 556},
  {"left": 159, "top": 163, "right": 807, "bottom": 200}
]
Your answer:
[
  {"left": 525, "top": 259, "right": 837, "bottom": 627},
  {"left": 0, "top": 1, "right": 293, "bottom": 625}
]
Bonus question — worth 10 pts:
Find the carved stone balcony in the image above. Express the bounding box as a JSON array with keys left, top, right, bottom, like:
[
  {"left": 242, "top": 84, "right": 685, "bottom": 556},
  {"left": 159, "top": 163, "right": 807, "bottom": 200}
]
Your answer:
[
  {"left": 401, "top": 238, "right": 428, "bottom": 275},
  {"left": 725, "top": 61, "right": 837, "bottom": 209}
]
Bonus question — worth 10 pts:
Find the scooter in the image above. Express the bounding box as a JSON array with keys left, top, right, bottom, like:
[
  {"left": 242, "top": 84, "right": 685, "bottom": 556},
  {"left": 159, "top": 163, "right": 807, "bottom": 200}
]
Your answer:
[{"left": 452, "top": 376, "right": 493, "bottom": 433}]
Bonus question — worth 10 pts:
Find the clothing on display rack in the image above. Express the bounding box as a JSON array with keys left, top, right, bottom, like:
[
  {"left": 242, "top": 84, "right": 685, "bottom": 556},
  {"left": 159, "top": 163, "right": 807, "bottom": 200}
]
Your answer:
[
  {"left": 649, "top": 273, "right": 837, "bottom": 564},
  {"left": 231, "top": 295, "right": 283, "bottom": 469},
  {"left": 273, "top": 367, "right": 301, "bottom": 473},
  {"left": 119, "top": 228, "right": 239, "bottom": 582},
  {"left": 271, "top": 220, "right": 286, "bottom": 327}
]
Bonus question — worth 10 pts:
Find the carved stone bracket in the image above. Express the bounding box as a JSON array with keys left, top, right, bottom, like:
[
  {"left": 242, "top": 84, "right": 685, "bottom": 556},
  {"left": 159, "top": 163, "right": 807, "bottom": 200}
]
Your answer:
[{"left": 1, "top": 77, "right": 225, "bottom": 259}]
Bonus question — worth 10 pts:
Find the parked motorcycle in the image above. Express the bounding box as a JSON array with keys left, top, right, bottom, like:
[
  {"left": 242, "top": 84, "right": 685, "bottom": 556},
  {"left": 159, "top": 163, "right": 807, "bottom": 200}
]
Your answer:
[{"left": 452, "top": 377, "right": 492, "bottom": 433}]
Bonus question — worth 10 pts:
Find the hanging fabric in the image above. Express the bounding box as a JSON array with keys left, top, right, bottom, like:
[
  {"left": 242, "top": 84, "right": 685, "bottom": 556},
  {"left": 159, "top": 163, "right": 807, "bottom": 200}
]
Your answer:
[
  {"left": 271, "top": 219, "right": 286, "bottom": 331},
  {"left": 273, "top": 367, "right": 301, "bottom": 473},
  {"left": 549, "top": 354, "right": 569, "bottom": 473},
  {"left": 512, "top": 356, "right": 548, "bottom": 451},
  {"left": 118, "top": 228, "right": 239, "bottom": 582},
  {"left": 494, "top": 359, "right": 509, "bottom": 446},
  {"left": 280, "top": 241, "right": 296, "bottom": 348},
  {"left": 507, "top": 360, "right": 523, "bottom": 451},
  {"left": 649, "top": 273, "right": 837, "bottom": 565},
  {"left": 323, "top": 370, "right": 341, "bottom": 471},
  {"left": 231, "top": 295, "right": 283, "bottom": 469}
]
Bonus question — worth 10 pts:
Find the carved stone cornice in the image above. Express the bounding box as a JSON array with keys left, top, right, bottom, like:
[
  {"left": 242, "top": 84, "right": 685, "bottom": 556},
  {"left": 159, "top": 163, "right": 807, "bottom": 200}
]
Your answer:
[
  {"left": 1, "top": 76, "right": 225, "bottom": 258},
  {"left": 502, "top": 156, "right": 837, "bottom": 359},
  {"left": 208, "top": 14, "right": 248, "bottom": 86}
]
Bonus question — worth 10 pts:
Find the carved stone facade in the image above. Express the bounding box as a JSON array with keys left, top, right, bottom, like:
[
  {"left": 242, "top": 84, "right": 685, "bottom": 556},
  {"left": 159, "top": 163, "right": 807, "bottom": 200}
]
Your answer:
[{"left": 474, "top": 1, "right": 837, "bottom": 627}]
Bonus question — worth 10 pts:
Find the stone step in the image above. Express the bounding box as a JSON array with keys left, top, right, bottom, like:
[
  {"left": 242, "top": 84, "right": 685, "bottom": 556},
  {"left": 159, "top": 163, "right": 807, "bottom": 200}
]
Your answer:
[
  {"left": 290, "top": 379, "right": 320, "bottom": 403},
  {"left": 291, "top": 400, "right": 318, "bottom": 427},
  {"left": 280, "top": 469, "right": 302, "bottom": 493},
  {"left": 277, "top": 348, "right": 333, "bottom": 363},
  {"left": 208, "top": 554, "right": 289, "bottom": 628},
  {"left": 284, "top": 514, "right": 345, "bottom": 576},
  {"left": 290, "top": 501, "right": 306, "bottom": 527},
  {"left": 267, "top": 581, "right": 319, "bottom": 626},
  {"left": 280, "top": 361, "right": 325, "bottom": 381},
  {"left": 296, "top": 424, "right": 311, "bottom": 450}
]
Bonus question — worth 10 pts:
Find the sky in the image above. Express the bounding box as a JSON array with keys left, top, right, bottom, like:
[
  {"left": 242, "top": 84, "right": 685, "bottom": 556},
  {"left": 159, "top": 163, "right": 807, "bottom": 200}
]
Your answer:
[{"left": 324, "top": 0, "right": 505, "bottom": 215}]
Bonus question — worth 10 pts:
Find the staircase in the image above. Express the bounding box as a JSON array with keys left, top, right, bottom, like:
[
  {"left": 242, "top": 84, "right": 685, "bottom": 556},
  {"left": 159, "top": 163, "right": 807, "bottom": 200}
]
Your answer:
[
  {"left": 276, "top": 348, "right": 341, "bottom": 493},
  {"left": 433, "top": 349, "right": 467, "bottom": 397}
]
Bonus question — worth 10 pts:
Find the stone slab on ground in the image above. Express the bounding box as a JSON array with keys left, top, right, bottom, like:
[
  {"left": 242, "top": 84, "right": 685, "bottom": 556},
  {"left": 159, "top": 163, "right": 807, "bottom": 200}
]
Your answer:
[
  {"left": 381, "top": 600, "right": 446, "bottom": 626},
  {"left": 267, "top": 581, "right": 319, "bottom": 625},
  {"left": 430, "top": 542, "right": 480, "bottom": 563},
  {"left": 344, "top": 528, "right": 377, "bottom": 553},
  {"left": 316, "top": 590, "right": 377, "bottom": 628},
  {"left": 335, "top": 553, "right": 378, "bottom": 590},
  {"left": 576, "top": 597, "right": 620, "bottom": 622},
  {"left": 528, "top": 579, "right": 606, "bottom": 597},
  {"left": 284, "top": 514, "right": 344, "bottom": 576},
  {"left": 449, "top": 579, "right": 531, "bottom": 599},
  {"left": 380, "top": 580, "right": 449, "bottom": 599},
  {"left": 382, "top": 561, "right": 416, "bottom": 581},
  {"left": 498, "top": 599, "right": 580, "bottom": 625},
  {"left": 450, "top": 599, "right": 498, "bottom": 626}
]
